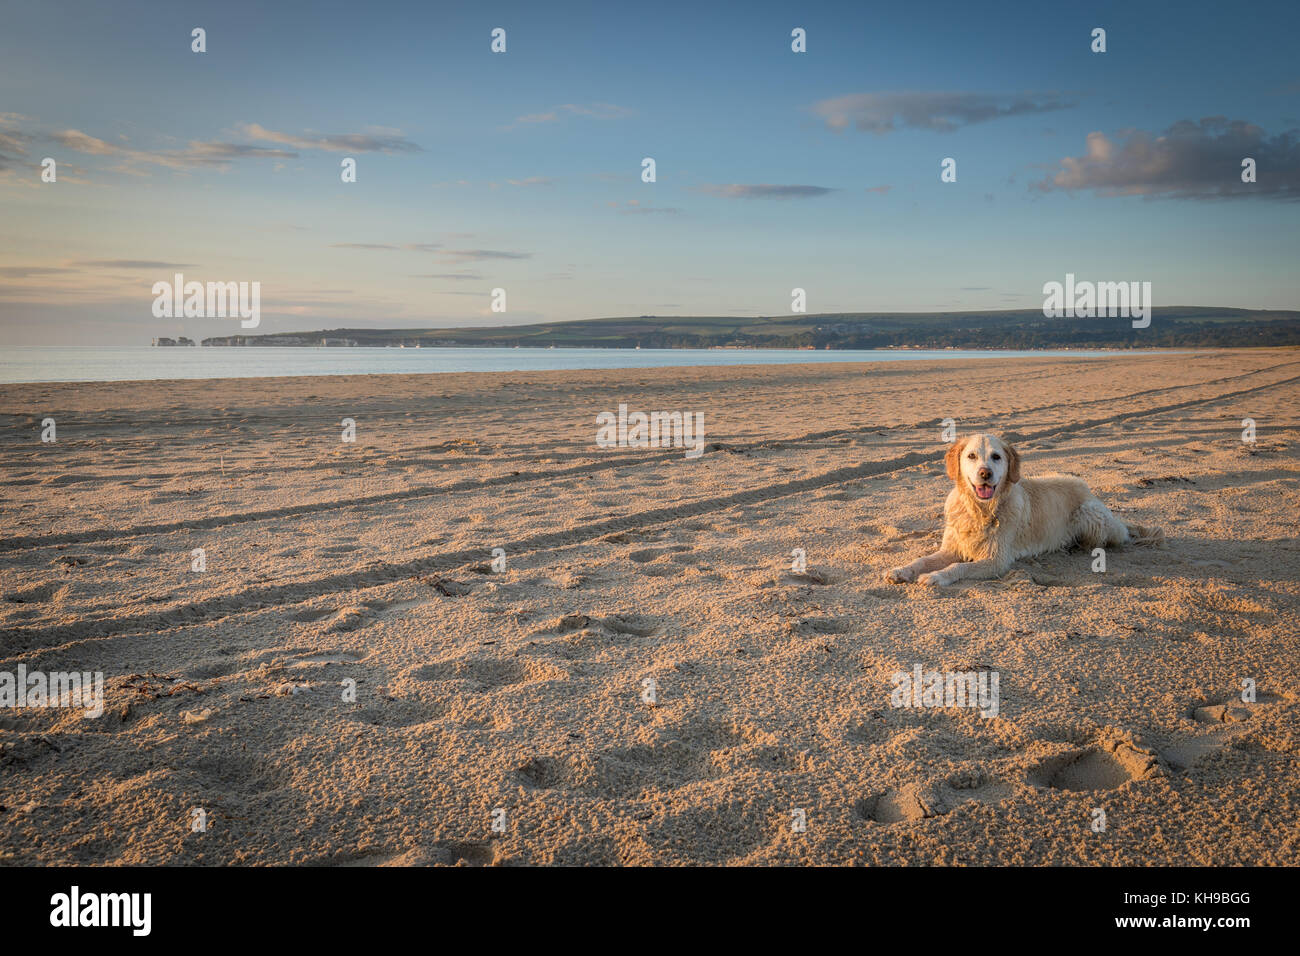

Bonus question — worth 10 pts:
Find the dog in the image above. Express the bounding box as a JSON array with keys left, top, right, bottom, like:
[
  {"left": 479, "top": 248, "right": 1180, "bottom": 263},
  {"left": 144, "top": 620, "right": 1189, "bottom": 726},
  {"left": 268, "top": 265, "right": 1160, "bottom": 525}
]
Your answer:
[{"left": 886, "top": 433, "right": 1162, "bottom": 587}]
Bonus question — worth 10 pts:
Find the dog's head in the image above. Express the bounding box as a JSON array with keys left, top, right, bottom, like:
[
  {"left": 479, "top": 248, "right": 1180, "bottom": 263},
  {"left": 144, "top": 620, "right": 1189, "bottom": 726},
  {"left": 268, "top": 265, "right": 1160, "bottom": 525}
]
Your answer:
[{"left": 945, "top": 433, "right": 1020, "bottom": 505}]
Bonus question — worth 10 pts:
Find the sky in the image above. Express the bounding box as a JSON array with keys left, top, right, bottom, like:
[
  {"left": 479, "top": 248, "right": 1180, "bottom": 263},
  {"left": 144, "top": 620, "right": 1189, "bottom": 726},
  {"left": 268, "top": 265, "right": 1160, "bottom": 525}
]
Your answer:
[{"left": 2, "top": 0, "right": 1298, "bottom": 345}]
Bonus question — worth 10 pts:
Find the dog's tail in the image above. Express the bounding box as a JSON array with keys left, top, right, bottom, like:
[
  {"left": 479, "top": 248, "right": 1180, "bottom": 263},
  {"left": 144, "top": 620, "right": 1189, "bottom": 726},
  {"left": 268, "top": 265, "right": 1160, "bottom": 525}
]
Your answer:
[{"left": 1125, "top": 522, "right": 1164, "bottom": 546}]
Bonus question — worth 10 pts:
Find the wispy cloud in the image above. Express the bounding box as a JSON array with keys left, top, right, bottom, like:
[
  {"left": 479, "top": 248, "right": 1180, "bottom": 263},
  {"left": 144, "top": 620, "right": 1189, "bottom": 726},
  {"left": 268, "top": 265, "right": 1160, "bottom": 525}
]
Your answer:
[
  {"left": 48, "top": 130, "right": 118, "bottom": 155},
  {"left": 0, "top": 113, "right": 33, "bottom": 170},
  {"left": 865, "top": 184, "right": 893, "bottom": 195},
  {"left": 1034, "top": 117, "right": 1300, "bottom": 199},
  {"left": 239, "top": 123, "right": 422, "bottom": 153},
  {"left": 697, "top": 183, "right": 836, "bottom": 200},
  {"left": 507, "top": 103, "right": 634, "bottom": 128},
  {"left": 70, "top": 259, "right": 195, "bottom": 269},
  {"left": 37, "top": 121, "right": 419, "bottom": 176},
  {"left": 411, "top": 272, "right": 483, "bottom": 280},
  {"left": 436, "top": 249, "right": 531, "bottom": 262},
  {"left": 607, "top": 199, "right": 680, "bottom": 215},
  {"left": 2, "top": 259, "right": 193, "bottom": 278},
  {"left": 811, "top": 91, "right": 1072, "bottom": 134},
  {"left": 336, "top": 242, "right": 530, "bottom": 262},
  {"left": 330, "top": 242, "right": 443, "bottom": 252},
  {"left": 506, "top": 176, "right": 555, "bottom": 186},
  {"left": 0, "top": 116, "right": 101, "bottom": 186},
  {"left": 48, "top": 129, "right": 298, "bottom": 171},
  {"left": 0, "top": 265, "right": 78, "bottom": 278}
]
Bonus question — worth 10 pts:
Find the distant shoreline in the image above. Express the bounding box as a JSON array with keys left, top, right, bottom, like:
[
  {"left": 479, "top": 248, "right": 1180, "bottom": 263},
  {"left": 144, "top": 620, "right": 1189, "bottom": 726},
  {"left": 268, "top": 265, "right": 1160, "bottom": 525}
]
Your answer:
[
  {"left": 154, "top": 342, "right": 1194, "bottom": 351},
  {"left": 2, "top": 344, "right": 1202, "bottom": 386},
  {"left": 190, "top": 306, "right": 1300, "bottom": 352}
]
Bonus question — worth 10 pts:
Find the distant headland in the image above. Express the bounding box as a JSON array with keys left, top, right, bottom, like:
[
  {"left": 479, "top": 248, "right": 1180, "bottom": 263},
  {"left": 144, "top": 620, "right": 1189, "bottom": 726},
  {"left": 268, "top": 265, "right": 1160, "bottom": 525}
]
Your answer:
[{"left": 191, "top": 307, "right": 1300, "bottom": 350}]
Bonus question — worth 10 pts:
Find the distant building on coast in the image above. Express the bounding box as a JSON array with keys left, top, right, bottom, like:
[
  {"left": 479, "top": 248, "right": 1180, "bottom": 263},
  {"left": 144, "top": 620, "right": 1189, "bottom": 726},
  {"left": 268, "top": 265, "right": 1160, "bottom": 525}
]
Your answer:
[{"left": 198, "top": 335, "right": 309, "bottom": 346}]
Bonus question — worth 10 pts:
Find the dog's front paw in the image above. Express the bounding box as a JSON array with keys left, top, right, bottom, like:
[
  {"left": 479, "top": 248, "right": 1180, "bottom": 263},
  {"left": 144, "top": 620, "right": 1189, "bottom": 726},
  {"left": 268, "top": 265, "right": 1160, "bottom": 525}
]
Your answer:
[
  {"left": 916, "top": 571, "right": 950, "bottom": 587},
  {"left": 885, "top": 565, "right": 915, "bottom": 584}
]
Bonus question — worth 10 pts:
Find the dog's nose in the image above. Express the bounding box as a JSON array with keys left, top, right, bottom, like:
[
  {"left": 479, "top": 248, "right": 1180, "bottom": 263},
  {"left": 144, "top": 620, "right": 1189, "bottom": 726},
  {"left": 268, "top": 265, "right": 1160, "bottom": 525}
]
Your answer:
[{"left": 977, "top": 467, "right": 992, "bottom": 481}]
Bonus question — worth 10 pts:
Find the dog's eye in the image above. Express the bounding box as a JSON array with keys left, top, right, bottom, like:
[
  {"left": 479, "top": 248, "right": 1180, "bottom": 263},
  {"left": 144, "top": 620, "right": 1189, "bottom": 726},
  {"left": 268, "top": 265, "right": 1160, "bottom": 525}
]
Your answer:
[
  {"left": 991, "top": 453, "right": 1001, "bottom": 461},
  {"left": 967, "top": 453, "right": 976, "bottom": 459}
]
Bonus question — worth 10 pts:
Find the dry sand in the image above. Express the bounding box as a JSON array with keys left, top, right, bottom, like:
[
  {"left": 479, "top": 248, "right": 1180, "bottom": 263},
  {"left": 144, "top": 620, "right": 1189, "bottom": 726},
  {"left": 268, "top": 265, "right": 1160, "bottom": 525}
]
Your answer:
[{"left": 1, "top": 349, "right": 1297, "bottom": 865}]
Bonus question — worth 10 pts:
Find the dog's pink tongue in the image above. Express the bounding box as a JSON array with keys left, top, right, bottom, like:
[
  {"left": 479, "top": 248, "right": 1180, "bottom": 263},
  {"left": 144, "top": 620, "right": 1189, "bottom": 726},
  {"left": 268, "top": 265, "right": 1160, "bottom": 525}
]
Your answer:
[{"left": 976, "top": 485, "right": 994, "bottom": 499}]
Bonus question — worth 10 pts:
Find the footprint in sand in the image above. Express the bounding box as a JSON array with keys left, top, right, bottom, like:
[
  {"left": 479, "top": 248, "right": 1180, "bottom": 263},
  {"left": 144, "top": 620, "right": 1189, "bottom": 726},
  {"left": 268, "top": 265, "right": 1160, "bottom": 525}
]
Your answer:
[
  {"left": 627, "top": 546, "right": 690, "bottom": 563},
  {"left": 322, "top": 607, "right": 373, "bottom": 632},
  {"left": 186, "top": 753, "right": 289, "bottom": 797},
  {"left": 427, "top": 840, "right": 498, "bottom": 867},
  {"left": 783, "top": 567, "right": 835, "bottom": 585},
  {"left": 546, "top": 613, "right": 593, "bottom": 633},
  {"left": 3, "top": 583, "right": 66, "bottom": 604},
  {"left": 787, "top": 616, "right": 851, "bottom": 636},
  {"left": 348, "top": 698, "right": 445, "bottom": 729},
  {"left": 295, "top": 650, "right": 364, "bottom": 665},
  {"left": 820, "top": 491, "right": 858, "bottom": 502},
  {"left": 587, "top": 721, "right": 759, "bottom": 798},
  {"left": 1162, "top": 692, "right": 1288, "bottom": 771},
  {"left": 420, "top": 576, "right": 476, "bottom": 597},
  {"left": 857, "top": 771, "right": 1012, "bottom": 824},
  {"left": 601, "top": 613, "right": 659, "bottom": 637},
  {"left": 185, "top": 659, "right": 242, "bottom": 679},
  {"left": 515, "top": 755, "right": 572, "bottom": 789},
  {"left": 411, "top": 656, "right": 566, "bottom": 692},
  {"left": 290, "top": 607, "right": 334, "bottom": 623},
  {"left": 536, "top": 610, "right": 657, "bottom": 638},
  {"left": 1028, "top": 739, "right": 1162, "bottom": 792},
  {"left": 641, "top": 564, "right": 684, "bottom": 578}
]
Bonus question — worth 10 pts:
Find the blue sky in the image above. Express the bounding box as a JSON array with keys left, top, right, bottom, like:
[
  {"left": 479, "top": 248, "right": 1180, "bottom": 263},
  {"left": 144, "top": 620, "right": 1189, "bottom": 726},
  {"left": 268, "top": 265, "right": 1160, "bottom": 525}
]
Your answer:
[{"left": 2, "top": 0, "right": 1298, "bottom": 344}]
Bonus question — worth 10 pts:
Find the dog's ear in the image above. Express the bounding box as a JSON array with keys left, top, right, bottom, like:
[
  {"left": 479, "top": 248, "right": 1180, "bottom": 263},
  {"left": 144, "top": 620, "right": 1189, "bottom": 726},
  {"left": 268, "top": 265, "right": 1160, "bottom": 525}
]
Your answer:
[
  {"left": 1005, "top": 443, "right": 1021, "bottom": 483},
  {"left": 945, "top": 437, "right": 966, "bottom": 482}
]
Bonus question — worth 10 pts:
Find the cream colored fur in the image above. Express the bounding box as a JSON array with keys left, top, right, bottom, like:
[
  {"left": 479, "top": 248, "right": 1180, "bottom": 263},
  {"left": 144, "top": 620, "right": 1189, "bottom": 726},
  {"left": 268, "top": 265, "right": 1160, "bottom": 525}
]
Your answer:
[{"left": 885, "top": 433, "right": 1162, "bottom": 587}]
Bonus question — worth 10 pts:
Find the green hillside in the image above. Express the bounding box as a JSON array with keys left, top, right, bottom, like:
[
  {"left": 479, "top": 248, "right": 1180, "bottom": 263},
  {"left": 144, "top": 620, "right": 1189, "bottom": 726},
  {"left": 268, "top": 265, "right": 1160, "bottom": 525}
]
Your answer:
[{"left": 202, "top": 307, "right": 1300, "bottom": 350}]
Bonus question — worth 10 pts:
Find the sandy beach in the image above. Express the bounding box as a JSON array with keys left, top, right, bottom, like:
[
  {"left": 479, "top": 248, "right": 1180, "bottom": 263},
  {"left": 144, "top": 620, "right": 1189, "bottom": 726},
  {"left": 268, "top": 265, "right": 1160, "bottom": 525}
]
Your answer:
[{"left": 1, "top": 349, "right": 1297, "bottom": 866}]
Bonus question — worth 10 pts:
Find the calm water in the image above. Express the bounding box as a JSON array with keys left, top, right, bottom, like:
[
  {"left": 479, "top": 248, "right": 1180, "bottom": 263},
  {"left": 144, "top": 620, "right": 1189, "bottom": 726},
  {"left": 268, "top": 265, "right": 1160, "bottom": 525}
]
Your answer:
[{"left": 0, "top": 346, "right": 1148, "bottom": 384}]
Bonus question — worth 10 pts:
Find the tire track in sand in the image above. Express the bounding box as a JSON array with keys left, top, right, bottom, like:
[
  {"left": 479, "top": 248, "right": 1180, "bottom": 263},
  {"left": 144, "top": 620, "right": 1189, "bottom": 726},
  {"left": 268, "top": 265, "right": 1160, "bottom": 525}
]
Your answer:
[
  {"left": 3, "top": 359, "right": 1295, "bottom": 553},
  {"left": 5, "top": 368, "right": 1297, "bottom": 651}
]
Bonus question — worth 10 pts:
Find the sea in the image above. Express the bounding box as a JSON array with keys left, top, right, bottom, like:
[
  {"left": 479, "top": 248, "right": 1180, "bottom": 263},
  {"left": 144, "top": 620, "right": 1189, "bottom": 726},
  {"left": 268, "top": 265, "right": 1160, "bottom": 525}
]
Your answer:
[{"left": 0, "top": 346, "right": 1154, "bottom": 385}]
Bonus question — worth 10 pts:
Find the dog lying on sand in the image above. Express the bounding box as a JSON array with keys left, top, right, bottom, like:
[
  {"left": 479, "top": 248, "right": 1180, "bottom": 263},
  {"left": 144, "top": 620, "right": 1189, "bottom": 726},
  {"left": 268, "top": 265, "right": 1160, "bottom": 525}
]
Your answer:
[{"left": 886, "top": 433, "right": 1163, "bottom": 587}]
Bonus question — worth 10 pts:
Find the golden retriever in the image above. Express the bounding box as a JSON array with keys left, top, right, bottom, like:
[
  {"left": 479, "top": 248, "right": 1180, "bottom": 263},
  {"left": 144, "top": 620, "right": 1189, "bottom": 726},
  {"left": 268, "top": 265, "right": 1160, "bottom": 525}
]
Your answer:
[{"left": 886, "top": 433, "right": 1162, "bottom": 587}]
